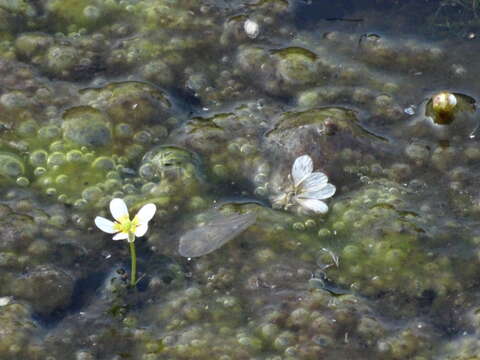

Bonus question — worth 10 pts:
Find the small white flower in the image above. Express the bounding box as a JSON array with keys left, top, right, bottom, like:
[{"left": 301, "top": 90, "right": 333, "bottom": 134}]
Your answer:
[
  {"left": 94, "top": 198, "right": 156, "bottom": 242},
  {"left": 244, "top": 19, "right": 260, "bottom": 39},
  {"left": 275, "top": 155, "right": 336, "bottom": 214},
  {"left": 0, "top": 296, "right": 11, "bottom": 307}
]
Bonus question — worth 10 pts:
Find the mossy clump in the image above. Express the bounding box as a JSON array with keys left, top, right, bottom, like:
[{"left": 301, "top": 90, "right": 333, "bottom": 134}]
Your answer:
[
  {"left": 0, "top": 302, "right": 36, "bottom": 358},
  {"left": 325, "top": 180, "right": 470, "bottom": 300},
  {"left": 0, "top": 152, "right": 25, "bottom": 184},
  {"left": 80, "top": 81, "right": 172, "bottom": 127},
  {"left": 44, "top": 0, "right": 125, "bottom": 32},
  {"left": 62, "top": 106, "right": 112, "bottom": 148}
]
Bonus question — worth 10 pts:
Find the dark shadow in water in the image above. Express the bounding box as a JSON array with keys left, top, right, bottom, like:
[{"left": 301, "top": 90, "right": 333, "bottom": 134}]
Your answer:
[
  {"left": 32, "top": 270, "right": 108, "bottom": 328},
  {"left": 170, "top": 87, "right": 203, "bottom": 115},
  {"left": 33, "top": 255, "right": 182, "bottom": 328},
  {"left": 292, "top": 0, "right": 445, "bottom": 38},
  {"left": 294, "top": 0, "right": 352, "bottom": 28}
]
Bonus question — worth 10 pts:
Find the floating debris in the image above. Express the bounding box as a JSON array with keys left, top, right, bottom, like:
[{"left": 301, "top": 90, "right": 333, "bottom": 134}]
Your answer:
[
  {"left": 432, "top": 92, "right": 457, "bottom": 123},
  {"left": 404, "top": 105, "right": 416, "bottom": 116},
  {"left": 178, "top": 211, "right": 256, "bottom": 257}
]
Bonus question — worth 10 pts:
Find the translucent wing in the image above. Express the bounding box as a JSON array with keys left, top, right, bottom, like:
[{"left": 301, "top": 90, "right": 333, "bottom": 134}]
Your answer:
[
  {"left": 291, "top": 155, "right": 313, "bottom": 188},
  {"left": 178, "top": 212, "right": 256, "bottom": 257}
]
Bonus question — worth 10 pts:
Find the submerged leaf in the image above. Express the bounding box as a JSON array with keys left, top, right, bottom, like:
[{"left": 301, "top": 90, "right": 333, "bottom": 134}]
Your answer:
[{"left": 178, "top": 212, "right": 256, "bottom": 257}]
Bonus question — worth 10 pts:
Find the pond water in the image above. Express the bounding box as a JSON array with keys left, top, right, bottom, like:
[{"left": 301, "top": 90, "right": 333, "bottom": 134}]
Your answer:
[{"left": 1, "top": 0, "right": 480, "bottom": 359}]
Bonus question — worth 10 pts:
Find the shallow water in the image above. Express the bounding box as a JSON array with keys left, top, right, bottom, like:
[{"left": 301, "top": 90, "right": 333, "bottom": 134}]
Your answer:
[{"left": 2, "top": 0, "right": 480, "bottom": 359}]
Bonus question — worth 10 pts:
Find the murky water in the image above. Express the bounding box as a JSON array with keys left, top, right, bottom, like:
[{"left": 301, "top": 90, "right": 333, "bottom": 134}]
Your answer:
[{"left": 1, "top": 0, "right": 480, "bottom": 359}]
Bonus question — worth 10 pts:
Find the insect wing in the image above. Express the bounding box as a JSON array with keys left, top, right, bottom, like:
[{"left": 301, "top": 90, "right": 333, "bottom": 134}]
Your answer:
[{"left": 178, "top": 213, "right": 256, "bottom": 257}]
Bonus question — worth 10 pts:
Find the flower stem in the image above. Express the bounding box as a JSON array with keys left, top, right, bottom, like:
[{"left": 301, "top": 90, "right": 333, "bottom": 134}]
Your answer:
[{"left": 128, "top": 232, "right": 136, "bottom": 287}]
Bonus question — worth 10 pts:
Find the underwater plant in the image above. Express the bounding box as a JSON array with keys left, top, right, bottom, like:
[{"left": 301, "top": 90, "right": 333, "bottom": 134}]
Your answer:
[
  {"left": 94, "top": 198, "right": 156, "bottom": 286},
  {"left": 273, "top": 154, "right": 336, "bottom": 214}
]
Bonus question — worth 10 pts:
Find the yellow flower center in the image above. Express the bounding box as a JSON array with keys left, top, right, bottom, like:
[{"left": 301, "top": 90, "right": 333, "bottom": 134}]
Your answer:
[{"left": 114, "top": 215, "right": 139, "bottom": 234}]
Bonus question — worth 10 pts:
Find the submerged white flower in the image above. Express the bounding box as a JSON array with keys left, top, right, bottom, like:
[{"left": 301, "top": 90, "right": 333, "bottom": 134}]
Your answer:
[
  {"left": 94, "top": 198, "right": 156, "bottom": 242},
  {"left": 244, "top": 19, "right": 260, "bottom": 39},
  {"left": 275, "top": 155, "right": 336, "bottom": 214}
]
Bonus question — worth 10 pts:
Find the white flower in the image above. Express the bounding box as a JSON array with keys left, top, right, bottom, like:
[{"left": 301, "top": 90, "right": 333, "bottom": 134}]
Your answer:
[
  {"left": 287, "top": 154, "right": 336, "bottom": 214},
  {"left": 244, "top": 19, "right": 260, "bottom": 39},
  {"left": 94, "top": 198, "right": 156, "bottom": 242},
  {"left": 0, "top": 296, "right": 11, "bottom": 307}
]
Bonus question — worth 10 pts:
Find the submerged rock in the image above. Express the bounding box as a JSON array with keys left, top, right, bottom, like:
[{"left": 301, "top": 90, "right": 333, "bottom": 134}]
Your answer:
[
  {"left": 62, "top": 106, "right": 112, "bottom": 148},
  {"left": 80, "top": 81, "right": 172, "bottom": 127},
  {"left": 0, "top": 302, "right": 36, "bottom": 357},
  {"left": 264, "top": 106, "right": 386, "bottom": 172},
  {"left": 0, "top": 212, "right": 35, "bottom": 251},
  {"left": 12, "top": 264, "right": 75, "bottom": 314},
  {"left": 274, "top": 47, "right": 320, "bottom": 86},
  {"left": 140, "top": 145, "right": 201, "bottom": 182},
  {"left": 0, "top": 152, "right": 25, "bottom": 183}
]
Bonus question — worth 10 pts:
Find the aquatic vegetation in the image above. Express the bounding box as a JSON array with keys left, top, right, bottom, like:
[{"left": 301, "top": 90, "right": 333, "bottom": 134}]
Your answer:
[
  {"left": 95, "top": 198, "right": 156, "bottom": 286},
  {"left": 140, "top": 145, "right": 201, "bottom": 182},
  {"left": 273, "top": 154, "right": 336, "bottom": 214}
]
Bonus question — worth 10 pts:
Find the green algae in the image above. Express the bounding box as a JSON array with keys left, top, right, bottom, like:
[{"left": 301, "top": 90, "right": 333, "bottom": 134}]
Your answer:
[
  {"left": 62, "top": 106, "right": 112, "bottom": 148},
  {"left": 44, "top": 0, "right": 126, "bottom": 32}
]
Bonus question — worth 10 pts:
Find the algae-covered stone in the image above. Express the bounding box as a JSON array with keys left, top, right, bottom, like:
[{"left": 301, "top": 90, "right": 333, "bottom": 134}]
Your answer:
[
  {"left": 44, "top": 0, "right": 124, "bottom": 32},
  {"left": 12, "top": 264, "right": 74, "bottom": 314},
  {"left": 0, "top": 212, "right": 35, "bottom": 251},
  {"left": 142, "top": 60, "right": 175, "bottom": 87},
  {"left": 0, "top": 0, "right": 36, "bottom": 17},
  {"left": 15, "top": 33, "right": 52, "bottom": 59},
  {"left": 174, "top": 114, "right": 228, "bottom": 153},
  {"left": 80, "top": 81, "right": 171, "bottom": 126},
  {"left": 265, "top": 107, "right": 385, "bottom": 171},
  {"left": 0, "top": 152, "right": 24, "bottom": 182},
  {"left": 141, "top": 145, "right": 201, "bottom": 181},
  {"left": 62, "top": 106, "right": 112, "bottom": 147},
  {"left": 45, "top": 45, "right": 78, "bottom": 75},
  {"left": 0, "top": 302, "right": 36, "bottom": 357},
  {"left": 324, "top": 179, "right": 467, "bottom": 299},
  {"left": 274, "top": 47, "right": 319, "bottom": 86}
]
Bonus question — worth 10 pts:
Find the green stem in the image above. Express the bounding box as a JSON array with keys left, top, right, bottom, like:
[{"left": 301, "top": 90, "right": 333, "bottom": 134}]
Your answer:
[{"left": 128, "top": 232, "right": 136, "bottom": 287}]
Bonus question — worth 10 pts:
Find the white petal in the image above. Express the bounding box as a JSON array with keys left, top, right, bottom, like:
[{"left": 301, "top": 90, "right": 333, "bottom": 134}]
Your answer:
[
  {"left": 135, "top": 223, "right": 149, "bottom": 237},
  {"left": 298, "top": 172, "right": 328, "bottom": 194},
  {"left": 298, "top": 183, "right": 336, "bottom": 200},
  {"left": 94, "top": 216, "right": 117, "bottom": 234},
  {"left": 135, "top": 203, "right": 156, "bottom": 224},
  {"left": 296, "top": 198, "right": 329, "bottom": 214},
  {"left": 292, "top": 155, "right": 313, "bottom": 187},
  {"left": 110, "top": 198, "right": 129, "bottom": 221},
  {"left": 112, "top": 232, "right": 129, "bottom": 241}
]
